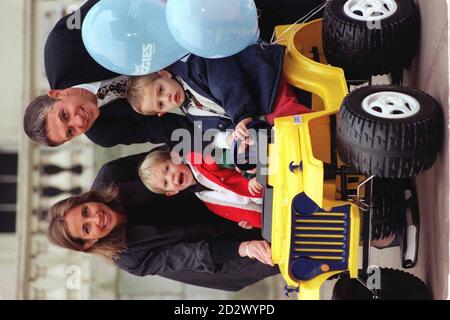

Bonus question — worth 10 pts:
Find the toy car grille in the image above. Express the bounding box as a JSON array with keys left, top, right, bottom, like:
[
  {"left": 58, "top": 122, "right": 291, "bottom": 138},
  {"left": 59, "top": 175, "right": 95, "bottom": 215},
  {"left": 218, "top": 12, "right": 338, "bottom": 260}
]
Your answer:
[{"left": 289, "top": 193, "right": 351, "bottom": 281}]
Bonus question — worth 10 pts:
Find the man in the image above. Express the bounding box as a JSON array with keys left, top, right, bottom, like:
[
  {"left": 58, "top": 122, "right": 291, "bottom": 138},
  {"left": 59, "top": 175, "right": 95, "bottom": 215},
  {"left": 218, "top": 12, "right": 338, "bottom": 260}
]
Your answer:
[
  {"left": 23, "top": 2, "right": 195, "bottom": 148},
  {"left": 23, "top": 85, "right": 194, "bottom": 148},
  {"left": 23, "top": 0, "right": 324, "bottom": 148}
]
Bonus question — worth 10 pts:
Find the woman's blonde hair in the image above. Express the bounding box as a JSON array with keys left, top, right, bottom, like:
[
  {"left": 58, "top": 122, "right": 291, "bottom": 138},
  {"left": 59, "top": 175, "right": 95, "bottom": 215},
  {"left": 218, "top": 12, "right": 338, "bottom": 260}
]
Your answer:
[{"left": 47, "top": 184, "right": 126, "bottom": 261}]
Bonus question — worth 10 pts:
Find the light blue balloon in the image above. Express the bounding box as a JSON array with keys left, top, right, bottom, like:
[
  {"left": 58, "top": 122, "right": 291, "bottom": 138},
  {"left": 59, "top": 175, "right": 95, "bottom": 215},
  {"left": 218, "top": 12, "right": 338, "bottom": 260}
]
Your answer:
[
  {"left": 82, "top": 0, "right": 189, "bottom": 75},
  {"left": 166, "top": 0, "right": 259, "bottom": 58}
]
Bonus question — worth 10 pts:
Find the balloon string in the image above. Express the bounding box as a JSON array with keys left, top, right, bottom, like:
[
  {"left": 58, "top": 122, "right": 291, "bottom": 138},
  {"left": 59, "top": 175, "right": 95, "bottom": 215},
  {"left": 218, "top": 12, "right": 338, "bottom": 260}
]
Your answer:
[{"left": 269, "top": 2, "right": 326, "bottom": 45}]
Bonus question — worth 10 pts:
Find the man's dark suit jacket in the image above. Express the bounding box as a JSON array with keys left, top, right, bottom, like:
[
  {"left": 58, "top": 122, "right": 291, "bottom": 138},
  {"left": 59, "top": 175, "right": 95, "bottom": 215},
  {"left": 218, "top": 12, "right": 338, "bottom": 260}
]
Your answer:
[
  {"left": 91, "top": 150, "right": 279, "bottom": 291},
  {"left": 255, "top": 0, "right": 325, "bottom": 41}
]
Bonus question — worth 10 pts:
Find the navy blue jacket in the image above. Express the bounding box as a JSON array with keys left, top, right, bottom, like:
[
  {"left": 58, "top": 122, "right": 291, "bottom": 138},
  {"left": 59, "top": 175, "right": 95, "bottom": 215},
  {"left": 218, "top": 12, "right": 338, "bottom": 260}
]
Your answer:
[{"left": 168, "top": 44, "right": 285, "bottom": 130}]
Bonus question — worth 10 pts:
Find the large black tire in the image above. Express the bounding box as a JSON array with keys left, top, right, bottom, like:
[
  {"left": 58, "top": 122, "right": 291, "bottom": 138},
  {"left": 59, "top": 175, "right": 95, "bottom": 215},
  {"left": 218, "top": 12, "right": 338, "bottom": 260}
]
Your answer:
[
  {"left": 332, "top": 268, "right": 432, "bottom": 300},
  {"left": 323, "top": 0, "right": 420, "bottom": 80},
  {"left": 337, "top": 85, "right": 443, "bottom": 178}
]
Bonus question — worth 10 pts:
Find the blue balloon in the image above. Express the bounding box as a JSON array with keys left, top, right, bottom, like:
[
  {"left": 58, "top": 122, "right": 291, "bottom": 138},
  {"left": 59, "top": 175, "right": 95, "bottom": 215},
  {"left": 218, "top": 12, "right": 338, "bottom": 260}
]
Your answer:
[
  {"left": 166, "top": 0, "right": 259, "bottom": 58},
  {"left": 82, "top": 0, "right": 189, "bottom": 75}
]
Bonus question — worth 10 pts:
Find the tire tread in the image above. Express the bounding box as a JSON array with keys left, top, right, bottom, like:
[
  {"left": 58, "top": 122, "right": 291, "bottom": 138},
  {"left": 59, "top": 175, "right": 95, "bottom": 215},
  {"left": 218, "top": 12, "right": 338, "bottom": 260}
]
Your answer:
[{"left": 337, "top": 86, "right": 443, "bottom": 178}]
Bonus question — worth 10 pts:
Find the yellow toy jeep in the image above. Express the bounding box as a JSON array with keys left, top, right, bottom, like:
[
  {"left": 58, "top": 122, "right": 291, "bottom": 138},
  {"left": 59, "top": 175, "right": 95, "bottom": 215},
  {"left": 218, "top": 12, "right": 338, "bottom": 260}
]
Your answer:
[{"left": 258, "top": 19, "right": 443, "bottom": 300}]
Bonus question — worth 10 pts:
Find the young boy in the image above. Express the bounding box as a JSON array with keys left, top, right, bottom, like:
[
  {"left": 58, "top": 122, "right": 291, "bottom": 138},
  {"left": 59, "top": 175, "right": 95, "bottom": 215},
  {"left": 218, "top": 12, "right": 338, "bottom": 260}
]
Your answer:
[
  {"left": 138, "top": 149, "right": 264, "bottom": 228},
  {"left": 126, "top": 43, "right": 311, "bottom": 140}
]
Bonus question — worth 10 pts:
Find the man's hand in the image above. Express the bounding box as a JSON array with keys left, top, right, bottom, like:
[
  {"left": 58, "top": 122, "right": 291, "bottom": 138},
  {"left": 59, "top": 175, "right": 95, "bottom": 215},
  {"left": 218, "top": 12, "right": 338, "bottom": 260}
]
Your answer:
[{"left": 248, "top": 177, "right": 263, "bottom": 196}]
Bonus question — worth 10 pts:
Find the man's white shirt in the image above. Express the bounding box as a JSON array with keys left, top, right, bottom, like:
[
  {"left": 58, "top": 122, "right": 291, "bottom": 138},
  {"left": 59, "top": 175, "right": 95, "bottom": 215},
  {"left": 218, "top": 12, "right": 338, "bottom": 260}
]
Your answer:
[{"left": 72, "top": 75, "right": 129, "bottom": 107}]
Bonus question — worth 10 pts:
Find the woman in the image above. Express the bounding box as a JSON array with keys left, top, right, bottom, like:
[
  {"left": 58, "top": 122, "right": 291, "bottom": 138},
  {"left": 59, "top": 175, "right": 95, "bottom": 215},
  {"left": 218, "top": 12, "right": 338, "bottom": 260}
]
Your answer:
[{"left": 47, "top": 180, "right": 278, "bottom": 291}]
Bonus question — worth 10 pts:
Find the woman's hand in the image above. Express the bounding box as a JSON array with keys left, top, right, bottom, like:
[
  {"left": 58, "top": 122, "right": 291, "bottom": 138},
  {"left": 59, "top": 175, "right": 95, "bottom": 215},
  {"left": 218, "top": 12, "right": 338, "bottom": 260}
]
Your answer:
[
  {"left": 239, "top": 240, "right": 274, "bottom": 266},
  {"left": 248, "top": 177, "right": 263, "bottom": 196},
  {"left": 237, "top": 220, "right": 253, "bottom": 229},
  {"left": 234, "top": 117, "right": 253, "bottom": 141}
]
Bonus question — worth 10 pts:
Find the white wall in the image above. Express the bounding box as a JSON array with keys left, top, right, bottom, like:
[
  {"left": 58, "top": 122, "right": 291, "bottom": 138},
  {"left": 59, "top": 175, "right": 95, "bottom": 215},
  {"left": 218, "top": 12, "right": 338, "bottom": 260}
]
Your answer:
[
  {"left": 0, "top": 0, "right": 26, "bottom": 300},
  {"left": 0, "top": 234, "right": 17, "bottom": 299},
  {"left": 0, "top": 0, "right": 25, "bottom": 148}
]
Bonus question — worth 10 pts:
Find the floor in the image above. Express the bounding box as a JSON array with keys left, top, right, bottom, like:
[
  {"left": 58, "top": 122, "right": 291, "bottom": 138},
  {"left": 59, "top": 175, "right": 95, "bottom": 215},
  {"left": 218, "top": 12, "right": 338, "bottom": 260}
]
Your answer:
[{"left": 401, "top": 0, "right": 449, "bottom": 300}]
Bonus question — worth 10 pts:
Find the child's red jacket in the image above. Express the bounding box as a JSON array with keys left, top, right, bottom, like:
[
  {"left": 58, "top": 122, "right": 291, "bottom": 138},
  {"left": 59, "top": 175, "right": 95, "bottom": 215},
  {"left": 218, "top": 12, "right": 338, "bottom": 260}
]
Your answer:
[{"left": 186, "top": 152, "right": 263, "bottom": 228}]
